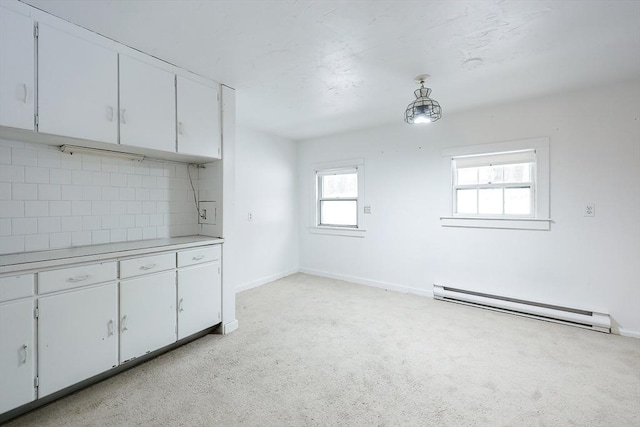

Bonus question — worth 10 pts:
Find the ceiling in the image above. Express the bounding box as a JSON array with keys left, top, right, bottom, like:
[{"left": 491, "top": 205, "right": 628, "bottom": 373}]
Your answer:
[{"left": 21, "top": 0, "right": 640, "bottom": 141}]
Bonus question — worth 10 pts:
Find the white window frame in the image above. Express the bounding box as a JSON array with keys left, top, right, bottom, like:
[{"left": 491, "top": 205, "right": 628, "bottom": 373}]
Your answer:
[
  {"left": 309, "top": 159, "right": 366, "bottom": 237},
  {"left": 441, "top": 137, "right": 551, "bottom": 230}
]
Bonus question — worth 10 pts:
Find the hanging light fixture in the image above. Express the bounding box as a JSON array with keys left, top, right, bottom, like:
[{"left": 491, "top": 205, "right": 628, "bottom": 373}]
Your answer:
[{"left": 404, "top": 74, "right": 442, "bottom": 124}]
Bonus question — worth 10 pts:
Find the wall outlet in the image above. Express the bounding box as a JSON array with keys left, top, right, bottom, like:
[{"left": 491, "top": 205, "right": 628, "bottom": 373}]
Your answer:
[
  {"left": 584, "top": 203, "right": 595, "bottom": 217},
  {"left": 248, "top": 212, "right": 253, "bottom": 221},
  {"left": 198, "top": 201, "right": 217, "bottom": 225},
  {"left": 364, "top": 206, "right": 372, "bottom": 214}
]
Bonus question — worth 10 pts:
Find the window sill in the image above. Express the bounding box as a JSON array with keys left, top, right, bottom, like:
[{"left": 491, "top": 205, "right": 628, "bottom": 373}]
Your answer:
[
  {"left": 308, "top": 226, "right": 367, "bottom": 237},
  {"left": 440, "top": 217, "right": 551, "bottom": 230}
]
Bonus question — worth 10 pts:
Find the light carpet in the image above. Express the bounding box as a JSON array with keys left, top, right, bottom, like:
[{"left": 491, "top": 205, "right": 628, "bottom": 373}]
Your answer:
[{"left": 7, "top": 273, "right": 640, "bottom": 426}]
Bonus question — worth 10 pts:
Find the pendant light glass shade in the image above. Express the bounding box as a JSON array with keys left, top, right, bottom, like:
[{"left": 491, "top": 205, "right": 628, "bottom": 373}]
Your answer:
[{"left": 405, "top": 80, "right": 441, "bottom": 124}]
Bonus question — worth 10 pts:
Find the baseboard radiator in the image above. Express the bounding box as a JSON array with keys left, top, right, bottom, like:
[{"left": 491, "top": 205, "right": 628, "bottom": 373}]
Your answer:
[{"left": 433, "top": 285, "right": 611, "bottom": 333}]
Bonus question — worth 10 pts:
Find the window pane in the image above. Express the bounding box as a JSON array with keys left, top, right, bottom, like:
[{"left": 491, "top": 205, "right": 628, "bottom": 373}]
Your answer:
[
  {"left": 321, "top": 173, "right": 357, "bottom": 198},
  {"left": 505, "top": 187, "right": 532, "bottom": 215},
  {"left": 456, "top": 167, "right": 477, "bottom": 185},
  {"left": 478, "top": 165, "right": 503, "bottom": 184},
  {"left": 503, "top": 163, "right": 531, "bottom": 183},
  {"left": 478, "top": 188, "right": 503, "bottom": 214},
  {"left": 456, "top": 189, "right": 477, "bottom": 214},
  {"left": 320, "top": 200, "right": 357, "bottom": 226}
]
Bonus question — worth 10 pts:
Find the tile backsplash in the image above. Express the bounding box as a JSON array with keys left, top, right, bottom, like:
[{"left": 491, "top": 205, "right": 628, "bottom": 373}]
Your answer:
[{"left": 0, "top": 139, "right": 200, "bottom": 254}]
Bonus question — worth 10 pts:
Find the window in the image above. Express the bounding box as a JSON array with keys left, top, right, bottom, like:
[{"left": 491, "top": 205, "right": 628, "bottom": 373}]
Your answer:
[
  {"left": 441, "top": 138, "right": 550, "bottom": 230},
  {"left": 309, "top": 159, "right": 366, "bottom": 237}
]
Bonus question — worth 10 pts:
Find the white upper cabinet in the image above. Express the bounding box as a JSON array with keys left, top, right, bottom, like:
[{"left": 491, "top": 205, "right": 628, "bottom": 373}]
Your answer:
[
  {"left": 38, "top": 23, "right": 118, "bottom": 144},
  {"left": 177, "top": 76, "right": 221, "bottom": 159},
  {"left": 119, "top": 55, "right": 176, "bottom": 152},
  {"left": 0, "top": 7, "right": 35, "bottom": 130}
]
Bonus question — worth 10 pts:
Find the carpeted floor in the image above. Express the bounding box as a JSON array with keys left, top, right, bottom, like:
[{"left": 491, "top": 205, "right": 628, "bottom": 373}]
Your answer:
[{"left": 6, "top": 273, "right": 640, "bottom": 426}]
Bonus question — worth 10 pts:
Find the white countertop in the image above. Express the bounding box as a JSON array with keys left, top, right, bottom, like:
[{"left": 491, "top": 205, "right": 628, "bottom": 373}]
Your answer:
[{"left": 0, "top": 235, "right": 223, "bottom": 274}]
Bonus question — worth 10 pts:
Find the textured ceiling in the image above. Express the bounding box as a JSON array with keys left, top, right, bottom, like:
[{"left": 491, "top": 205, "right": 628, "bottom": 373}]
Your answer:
[{"left": 22, "top": 0, "right": 640, "bottom": 141}]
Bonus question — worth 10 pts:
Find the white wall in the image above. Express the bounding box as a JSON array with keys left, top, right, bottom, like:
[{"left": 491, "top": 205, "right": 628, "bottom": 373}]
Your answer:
[
  {"left": 231, "top": 126, "right": 299, "bottom": 292},
  {"left": 0, "top": 139, "right": 199, "bottom": 254},
  {"left": 298, "top": 79, "right": 640, "bottom": 337}
]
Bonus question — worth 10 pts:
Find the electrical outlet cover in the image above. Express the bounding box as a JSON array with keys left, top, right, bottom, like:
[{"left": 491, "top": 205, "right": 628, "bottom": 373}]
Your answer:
[{"left": 199, "top": 201, "right": 217, "bottom": 225}]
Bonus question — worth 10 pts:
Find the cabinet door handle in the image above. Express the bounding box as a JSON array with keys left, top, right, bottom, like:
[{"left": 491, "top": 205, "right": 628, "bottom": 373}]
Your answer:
[
  {"left": 106, "top": 106, "right": 114, "bottom": 122},
  {"left": 120, "top": 108, "right": 127, "bottom": 124},
  {"left": 67, "top": 274, "right": 90, "bottom": 283},
  {"left": 22, "top": 83, "right": 29, "bottom": 103},
  {"left": 107, "top": 319, "right": 114, "bottom": 336},
  {"left": 178, "top": 298, "right": 184, "bottom": 312},
  {"left": 20, "top": 344, "right": 28, "bottom": 364},
  {"left": 192, "top": 254, "right": 205, "bottom": 261},
  {"left": 178, "top": 121, "right": 184, "bottom": 135},
  {"left": 139, "top": 263, "right": 156, "bottom": 271},
  {"left": 121, "top": 315, "right": 128, "bottom": 332}
]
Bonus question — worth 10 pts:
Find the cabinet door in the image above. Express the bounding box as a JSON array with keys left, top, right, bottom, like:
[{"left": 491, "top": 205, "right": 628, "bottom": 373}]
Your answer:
[
  {"left": 176, "top": 76, "right": 221, "bottom": 159},
  {"left": 38, "top": 23, "right": 118, "bottom": 144},
  {"left": 38, "top": 282, "right": 118, "bottom": 397},
  {"left": 177, "top": 260, "right": 221, "bottom": 340},
  {"left": 119, "top": 55, "right": 176, "bottom": 152},
  {"left": 0, "top": 299, "right": 35, "bottom": 413},
  {"left": 0, "top": 7, "right": 34, "bottom": 130},
  {"left": 120, "top": 271, "right": 176, "bottom": 362}
]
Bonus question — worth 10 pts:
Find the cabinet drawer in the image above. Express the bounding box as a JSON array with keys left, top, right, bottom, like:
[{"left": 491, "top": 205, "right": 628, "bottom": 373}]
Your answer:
[
  {"left": 39, "top": 262, "right": 117, "bottom": 294},
  {"left": 177, "top": 245, "right": 221, "bottom": 268},
  {"left": 0, "top": 274, "right": 35, "bottom": 302},
  {"left": 120, "top": 252, "right": 176, "bottom": 279}
]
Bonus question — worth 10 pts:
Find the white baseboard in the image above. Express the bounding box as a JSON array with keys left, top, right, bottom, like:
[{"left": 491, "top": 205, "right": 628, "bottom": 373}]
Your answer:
[
  {"left": 299, "top": 267, "right": 432, "bottom": 298},
  {"left": 617, "top": 328, "right": 640, "bottom": 339},
  {"left": 222, "top": 319, "right": 239, "bottom": 335},
  {"left": 235, "top": 269, "right": 299, "bottom": 293}
]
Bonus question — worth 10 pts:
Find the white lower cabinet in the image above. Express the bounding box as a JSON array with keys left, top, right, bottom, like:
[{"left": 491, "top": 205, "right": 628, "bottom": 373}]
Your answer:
[
  {"left": 120, "top": 271, "right": 176, "bottom": 362},
  {"left": 177, "top": 259, "right": 221, "bottom": 340},
  {"left": 37, "top": 282, "right": 118, "bottom": 397},
  {"left": 0, "top": 299, "right": 36, "bottom": 413}
]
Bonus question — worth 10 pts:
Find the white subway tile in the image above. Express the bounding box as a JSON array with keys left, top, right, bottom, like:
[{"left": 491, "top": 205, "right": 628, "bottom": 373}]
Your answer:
[
  {"left": 127, "top": 174, "right": 142, "bottom": 188},
  {"left": 71, "top": 231, "right": 92, "bottom": 246},
  {"left": 0, "top": 183, "right": 11, "bottom": 200},
  {"left": 12, "top": 218, "right": 37, "bottom": 235},
  {"left": 61, "top": 185, "right": 84, "bottom": 201},
  {"left": 127, "top": 228, "right": 143, "bottom": 241},
  {"left": 0, "top": 218, "right": 11, "bottom": 236},
  {"left": 101, "top": 158, "right": 119, "bottom": 173},
  {"left": 135, "top": 214, "right": 149, "bottom": 228},
  {"left": 110, "top": 201, "right": 127, "bottom": 215},
  {"left": 82, "top": 154, "right": 101, "bottom": 171},
  {"left": 126, "top": 201, "right": 142, "bottom": 214},
  {"left": 118, "top": 160, "right": 135, "bottom": 174},
  {"left": 110, "top": 173, "right": 127, "bottom": 187},
  {"left": 134, "top": 163, "right": 149, "bottom": 176},
  {"left": 12, "top": 183, "right": 38, "bottom": 200},
  {"left": 37, "top": 150, "right": 61, "bottom": 168},
  {"left": 82, "top": 186, "right": 101, "bottom": 201},
  {"left": 142, "top": 201, "right": 156, "bottom": 214},
  {"left": 0, "top": 235, "right": 24, "bottom": 254},
  {"left": 155, "top": 177, "right": 170, "bottom": 189},
  {"left": 148, "top": 214, "right": 163, "bottom": 226},
  {"left": 49, "top": 168, "right": 72, "bottom": 185},
  {"left": 175, "top": 165, "right": 188, "bottom": 178},
  {"left": 50, "top": 232, "right": 72, "bottom": 249},
  {"left": 82, "top": 216, "right": 101, "bottom": 230},
  {"left": 1, "top": 165, "right": 24, "bottom": 183},
  {"left": 0, "top": 146, "right": 11, "bottom": 164},
  {"left": 101, "top": 215, "right": 119, "bottom": 229},
  {"left": 163, "top": 164, "right": 176, "bottom": 177},
  {"left": 102, "top": 187, "right": 119, "bottom": 201},
  {"left": 25, "top": 234, "right": 49, "bottom": 251},
  {"left": 71, "top": 201, "right": 91, "bottom": 216},
  {"left": 149, "top": 163, "right": 164, "bottom": 176},
  {"left": 25, "top": 201, "right": 49, "bottom": 217},
  {"left": 25, "top": 167, "right": 49, "bottom": 184},
  {"left": 61, "top": 216, "right": 83, "bottom": 232},
  {"left": 1, "top": 200, "right": 24, "bottom": 218},
  {"left": 142, "top": 227, "right": 157, "bottom": 239},
  {"left": 110, "top": 229, "right": 127, "bottom": 242},
  {"left": 149, "top": 189, "right": 166, "bottom": 201},
  {"left": 60, "top": 153, "right": 82, "bottom": 170},
  {"left": 12, "top": 148, "right": 37, "bottom": 166},
  {"left": 91, "top": 230, "right": 110, "bottom": 245},
  {"left": 143, "top": 175, "right": 156, "bottom": 188},
  {"left": 119, "top": 215, "right": 135, "bottom": 228},
  {"left": 72, "top": 170, "right": 92, "bottom": 185},
  {"left": 38, "top": 217, "right": 61, "bottom": 233},
  {"left": 92, "top": 171, "right": 110, "bottom": 186},
  {"left": 135, "top": 188, "right": 150, "bottom": 201},
  {"left": 49, "top": 201, "right": 71, "bottom": 216},
  {"left": 38, "top": 184, "right": 62, "bottom": 200},
  {"left": 156, "top": 226, "right": 170, "bottom": 238},
  {"left": 119, "top": 187, "right": 135, "bottom": 201},
  {"left": 156, "top": 202, "right": 170, "bottom": 214},
  {"left": 92, "top": 201, "right": 110, "bottom": 216}
]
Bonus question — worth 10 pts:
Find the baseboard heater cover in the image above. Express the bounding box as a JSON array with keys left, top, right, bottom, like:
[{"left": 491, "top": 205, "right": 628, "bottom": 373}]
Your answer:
[{"left": 433, "top": 285, "right": 611, "bottom": 333}]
